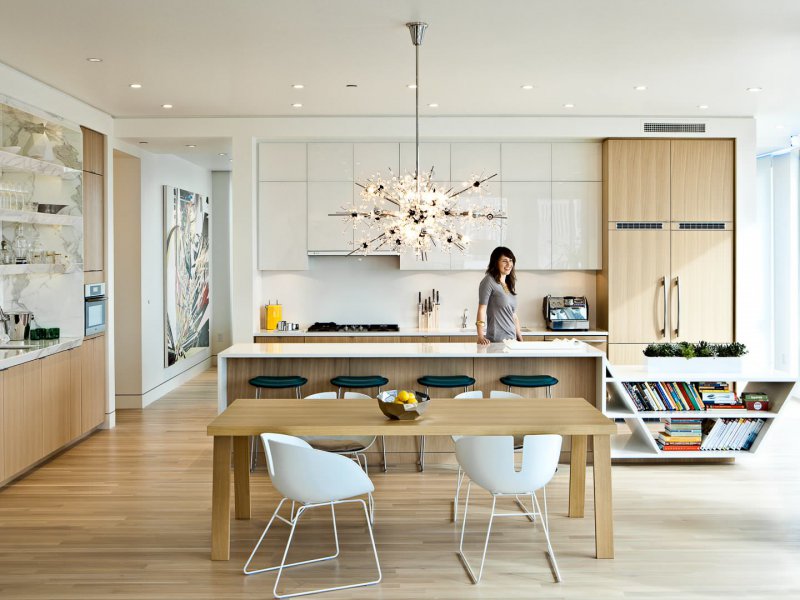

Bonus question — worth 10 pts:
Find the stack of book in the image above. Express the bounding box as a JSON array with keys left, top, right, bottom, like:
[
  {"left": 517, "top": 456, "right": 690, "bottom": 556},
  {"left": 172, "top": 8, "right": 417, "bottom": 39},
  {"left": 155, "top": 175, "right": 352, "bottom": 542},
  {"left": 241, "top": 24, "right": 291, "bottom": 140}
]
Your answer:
[
  {"left": 701, "top": 418, "right": 765, "bottom": 451},
  {"left": 657, "top": 418, "right": 703, "bottom": 451},
  {"left": 622, "top": 381, "right": 706, "bottom": 411},
  {"left": 697, "top": 382, "right": 743, "bottom": 409}
]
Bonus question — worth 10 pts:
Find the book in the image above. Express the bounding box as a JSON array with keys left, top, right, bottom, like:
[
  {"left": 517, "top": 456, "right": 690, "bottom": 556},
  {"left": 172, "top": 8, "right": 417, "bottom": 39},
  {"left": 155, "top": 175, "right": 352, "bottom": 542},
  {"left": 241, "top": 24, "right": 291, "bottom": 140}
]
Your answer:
[{"left": 702, "top": 391, "right": 738, "bottom": 404}]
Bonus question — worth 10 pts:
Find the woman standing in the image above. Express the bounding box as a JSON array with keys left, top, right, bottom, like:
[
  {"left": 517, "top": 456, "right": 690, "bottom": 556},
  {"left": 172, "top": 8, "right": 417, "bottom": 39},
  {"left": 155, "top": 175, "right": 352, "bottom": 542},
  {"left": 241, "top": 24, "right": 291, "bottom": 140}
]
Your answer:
[{"left": 476, "top": 246, "right": 523, "bottom": 345}]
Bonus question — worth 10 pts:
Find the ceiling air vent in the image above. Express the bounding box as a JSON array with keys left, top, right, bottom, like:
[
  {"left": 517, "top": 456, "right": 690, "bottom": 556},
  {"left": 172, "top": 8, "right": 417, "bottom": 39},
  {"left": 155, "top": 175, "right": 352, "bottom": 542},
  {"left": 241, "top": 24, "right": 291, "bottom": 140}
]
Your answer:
[
  {"left": 616, "top": 222, "right": 663, "bottom": 230},
  {"left": 643, "top": 122, "right": 706, "bottom": 133}
]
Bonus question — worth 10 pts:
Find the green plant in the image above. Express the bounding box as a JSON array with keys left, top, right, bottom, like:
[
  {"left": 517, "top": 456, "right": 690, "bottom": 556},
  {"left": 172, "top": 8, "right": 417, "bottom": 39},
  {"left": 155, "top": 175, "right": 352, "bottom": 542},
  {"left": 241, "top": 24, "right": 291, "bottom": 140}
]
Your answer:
[
  {"left": 678, "top": 341, "right": 696, "bottom": 359},
  {"left": 642, "top": 341, "right": 748, "bottom": 359},
  {"left": 695, "top": 340, "right": 714, "bottom": 357},
  {"left": 715, "top": 342, "right": 748, "bottom": 357}
]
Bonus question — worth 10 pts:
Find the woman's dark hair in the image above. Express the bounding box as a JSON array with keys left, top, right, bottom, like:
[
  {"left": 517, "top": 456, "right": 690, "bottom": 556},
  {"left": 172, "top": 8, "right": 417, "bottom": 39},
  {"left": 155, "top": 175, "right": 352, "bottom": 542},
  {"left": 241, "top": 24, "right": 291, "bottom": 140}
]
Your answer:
[{"left": 486, "top": 246, "right": 517, "bottom": 295}]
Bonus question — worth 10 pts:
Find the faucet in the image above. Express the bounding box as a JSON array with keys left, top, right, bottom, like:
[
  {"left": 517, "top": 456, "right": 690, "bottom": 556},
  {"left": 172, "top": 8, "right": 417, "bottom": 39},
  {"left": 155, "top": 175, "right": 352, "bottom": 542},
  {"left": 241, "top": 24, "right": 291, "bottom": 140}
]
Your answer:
[{"left": 461, "top": 308, "right": 469, "bottom": 329}]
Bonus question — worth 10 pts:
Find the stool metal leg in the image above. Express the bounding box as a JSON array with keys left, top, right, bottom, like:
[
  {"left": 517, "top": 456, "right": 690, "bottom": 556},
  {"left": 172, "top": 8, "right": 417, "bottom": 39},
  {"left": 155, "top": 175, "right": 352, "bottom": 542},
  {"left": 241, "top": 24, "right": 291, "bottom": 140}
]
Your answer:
[
  {"left": 546, "top": 386, "right": 552, "bottom": 398},
  {"left": 251, "top": 387, "right": 263, "bottom": 471}
]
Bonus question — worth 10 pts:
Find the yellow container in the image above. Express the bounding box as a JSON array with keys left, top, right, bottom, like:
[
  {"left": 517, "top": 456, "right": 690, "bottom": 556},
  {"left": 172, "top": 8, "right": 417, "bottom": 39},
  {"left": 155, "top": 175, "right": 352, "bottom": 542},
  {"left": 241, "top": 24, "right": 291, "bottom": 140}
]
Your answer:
[{"left": 264, "top": 304, "right": 283, "bottom": 330}]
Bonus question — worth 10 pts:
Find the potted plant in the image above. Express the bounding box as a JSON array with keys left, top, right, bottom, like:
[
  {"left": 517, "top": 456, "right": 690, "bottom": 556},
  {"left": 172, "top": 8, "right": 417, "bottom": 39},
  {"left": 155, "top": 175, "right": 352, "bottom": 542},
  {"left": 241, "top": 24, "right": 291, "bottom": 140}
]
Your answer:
[{"left": 643, "top": 341, "right": 747, "bottom": 373}]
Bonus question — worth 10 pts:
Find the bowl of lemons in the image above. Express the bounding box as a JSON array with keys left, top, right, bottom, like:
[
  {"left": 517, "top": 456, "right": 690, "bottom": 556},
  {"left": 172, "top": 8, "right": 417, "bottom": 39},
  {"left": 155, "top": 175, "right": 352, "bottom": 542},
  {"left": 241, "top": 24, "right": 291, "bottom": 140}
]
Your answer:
[{"left": 376, "top": 389, "right": 431, "bottom": 420}]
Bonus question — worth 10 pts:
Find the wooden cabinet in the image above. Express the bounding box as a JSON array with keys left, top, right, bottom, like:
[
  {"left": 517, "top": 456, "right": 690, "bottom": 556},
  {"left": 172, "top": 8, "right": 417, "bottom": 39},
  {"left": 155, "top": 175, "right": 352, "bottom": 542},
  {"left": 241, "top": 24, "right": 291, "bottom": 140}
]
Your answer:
[
  {"left": 3, "top": 361, "right": 43, "bottom": 478},
  {"left": 81, "top": 126, "right": 105, "bottom": 175},
  {"left": 604, "top": 139, "right": 670, "bottom": 222},
  {"left": 42, "top": 350, "right": 72, "bottom": 456},
  {"left": 606, "top": 228, "right": 670, "bottom": 343},
  {"left": 82, "top": 336, "right": 106, "bottom": 432},
  {"left": 607, "top": 344, "right": 648, "bottom": 366},
  {"left": 69, "top": 348, "right": 83, "bottom": 439},
  {"left": 670, "top": 140, "right": 734, "bottom": 222},
  {"left": 83, "top": 171, "right": 104, "bottom": 272},
  {"left": 0, "top": 371, "right": 4, "bottom": 481},
  {"left": 670, "top": 229, "right": 734, "bottom": 342}
]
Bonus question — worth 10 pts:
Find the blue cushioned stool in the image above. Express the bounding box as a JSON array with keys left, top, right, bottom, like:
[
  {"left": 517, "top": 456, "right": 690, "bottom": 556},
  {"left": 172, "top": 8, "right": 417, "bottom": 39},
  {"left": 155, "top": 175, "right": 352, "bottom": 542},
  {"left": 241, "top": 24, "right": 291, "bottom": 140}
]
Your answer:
[
  {"left": 330, "top": 375, "right": 390, "bottom": 471},
  {"left": 499, "top": 375, "right": 559, "bottom": 398},
  {"left": 415, "top": 375, "right": 477, "bottom": 471},
  {"left": 248, "top": 375, "right": 308, "bottom": 470}
]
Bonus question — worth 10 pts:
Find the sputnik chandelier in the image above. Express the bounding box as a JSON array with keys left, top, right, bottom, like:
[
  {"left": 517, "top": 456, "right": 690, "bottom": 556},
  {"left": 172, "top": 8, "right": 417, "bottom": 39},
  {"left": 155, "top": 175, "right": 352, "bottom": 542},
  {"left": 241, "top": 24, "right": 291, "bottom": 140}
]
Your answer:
[{"left": 331, "top": 22, "right": 504, "bottom": 261}]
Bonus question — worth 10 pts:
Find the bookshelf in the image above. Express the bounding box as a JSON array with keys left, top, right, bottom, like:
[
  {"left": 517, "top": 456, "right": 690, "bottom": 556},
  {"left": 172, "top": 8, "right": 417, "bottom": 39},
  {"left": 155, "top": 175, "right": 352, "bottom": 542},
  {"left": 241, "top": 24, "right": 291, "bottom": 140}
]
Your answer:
[{"left": 604, "top": 363, "right": 797, "bottom": 459}]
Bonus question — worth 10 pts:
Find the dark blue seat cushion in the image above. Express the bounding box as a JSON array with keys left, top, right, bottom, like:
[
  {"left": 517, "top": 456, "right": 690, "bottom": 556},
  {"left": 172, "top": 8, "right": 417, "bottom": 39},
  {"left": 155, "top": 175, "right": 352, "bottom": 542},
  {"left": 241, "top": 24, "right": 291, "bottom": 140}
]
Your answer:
[
  {"left": 417, "top": 375, "right": 476, "bottom": 388},
  {"left": 330, "top": 375, "right": 389, "bottom": 388},
  {"left": 500, "top": 375, "right": 559, "bottom": 388},
  {"left": 248, "top": 375, "right": 308, "bottom": 389}
]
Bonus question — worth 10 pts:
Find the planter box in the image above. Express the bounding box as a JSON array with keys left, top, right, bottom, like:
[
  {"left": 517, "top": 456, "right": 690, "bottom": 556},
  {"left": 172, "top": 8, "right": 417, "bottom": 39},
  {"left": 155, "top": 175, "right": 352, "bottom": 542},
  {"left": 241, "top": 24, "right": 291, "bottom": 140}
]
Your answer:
[{"left": 644, "top": 356, "right": 744, "bottom": 374}]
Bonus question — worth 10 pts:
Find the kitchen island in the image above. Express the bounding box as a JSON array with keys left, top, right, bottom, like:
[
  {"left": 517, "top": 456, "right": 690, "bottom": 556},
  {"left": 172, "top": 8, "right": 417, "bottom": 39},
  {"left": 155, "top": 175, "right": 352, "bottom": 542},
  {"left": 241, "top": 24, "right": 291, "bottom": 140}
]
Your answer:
[{"left": 217, "top": 340, "right": 606, "bottom": 464}]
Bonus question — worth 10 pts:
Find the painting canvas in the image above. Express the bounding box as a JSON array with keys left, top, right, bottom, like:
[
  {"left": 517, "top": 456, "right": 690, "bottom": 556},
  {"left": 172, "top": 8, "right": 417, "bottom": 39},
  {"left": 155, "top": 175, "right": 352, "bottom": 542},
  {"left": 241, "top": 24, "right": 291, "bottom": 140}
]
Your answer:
[{"left": 164, "top": 186, "right": 210, "bottom": 367}]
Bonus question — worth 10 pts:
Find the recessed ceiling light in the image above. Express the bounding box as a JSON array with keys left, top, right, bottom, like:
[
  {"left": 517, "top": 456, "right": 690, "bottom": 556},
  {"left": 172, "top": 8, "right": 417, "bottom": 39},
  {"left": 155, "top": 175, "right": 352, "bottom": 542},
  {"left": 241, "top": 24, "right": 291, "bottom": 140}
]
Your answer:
[
  {"left": 138, "top": 141, "right": 148, "bottom": 144},
  {"left": 698, "top": 104, "right": 709, "bottom": 109},
  {"left": 291, "top": 103, "right": 303, "bottom": 108},
  {"left": 229, "top": 159, "right": 233, "bottom": 162},
  {"left": 428, "top": 103, "right": 439, "bottom": 108},
  {"left": 346, "top": 84, "right": 358, "bottom": 88},
  {"left": 161, "top": 104, "right": 173, "bottom": 109},
  {"left": 407, "top": 84, "right": 417, "bottom": 89},
  {"left": 129, "top": 83, "right": 142, "bottom": 89},
  {"left": 634, "top": 85, "right": 647, "bottom": 91},
  {"left": 218, "top": 152, "right": 227, "bottom": 156},
  {"left": 86, "top": 57, "right": 103, "bottom": 63},
  {"left": 746, "top": 87, "right": 763, "bottom": 92},
  {"left": 776, "top": 124, "right": 785, "bottom": 129},
  {"left": 563, "top": 103, "right": 575, "bottom": 108},
  {"left": 185, "top": 144, "right": 197, "bottom": 148},
  {"left": 521, "top": 84, "right": 534, "bottom": 90},
  {"left": 292, "top": 84, "right": 304, "bottom": 89}
]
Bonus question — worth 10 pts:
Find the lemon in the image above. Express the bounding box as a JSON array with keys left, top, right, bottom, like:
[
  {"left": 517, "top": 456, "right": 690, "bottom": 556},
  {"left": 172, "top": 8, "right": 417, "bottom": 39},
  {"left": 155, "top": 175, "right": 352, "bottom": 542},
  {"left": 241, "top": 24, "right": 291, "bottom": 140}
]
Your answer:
[
  {"left": 397, "top": 390, "right": 409, "bottom": 402},
  {"left": 406, "top": 397, "right": 418, "bottom": 404},
  {"left": 393, "top": 398, "right": 405, "bottom": 404},
  {"left": 408, "top": 392, "right": 416, "bottom": 401}
]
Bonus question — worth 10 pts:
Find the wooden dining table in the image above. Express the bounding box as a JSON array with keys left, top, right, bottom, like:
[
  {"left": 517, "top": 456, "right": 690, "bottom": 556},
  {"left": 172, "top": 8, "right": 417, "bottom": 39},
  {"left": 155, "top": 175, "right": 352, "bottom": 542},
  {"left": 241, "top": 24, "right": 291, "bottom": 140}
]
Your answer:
[{"left": 207, "top": 397, "right": 617, "bottom": 561}]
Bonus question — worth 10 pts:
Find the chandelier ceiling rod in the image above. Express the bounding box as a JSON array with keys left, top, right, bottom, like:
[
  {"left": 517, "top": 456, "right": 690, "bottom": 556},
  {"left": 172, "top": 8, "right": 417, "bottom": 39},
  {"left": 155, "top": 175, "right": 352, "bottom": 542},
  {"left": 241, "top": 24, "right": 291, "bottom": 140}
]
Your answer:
[{"left": 406, "top": 22, "right": 428, "bottom": 196}]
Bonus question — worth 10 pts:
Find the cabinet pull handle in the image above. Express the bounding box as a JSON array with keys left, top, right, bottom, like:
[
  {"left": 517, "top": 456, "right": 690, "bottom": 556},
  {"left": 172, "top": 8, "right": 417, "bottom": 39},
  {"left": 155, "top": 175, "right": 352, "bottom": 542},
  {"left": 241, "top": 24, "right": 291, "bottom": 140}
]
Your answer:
[
  {"left": 661, "top": 276, "right": 667, "bottom": 338},
  {"left": 675, "top": 276, "right": 681, "bottom": 338}
]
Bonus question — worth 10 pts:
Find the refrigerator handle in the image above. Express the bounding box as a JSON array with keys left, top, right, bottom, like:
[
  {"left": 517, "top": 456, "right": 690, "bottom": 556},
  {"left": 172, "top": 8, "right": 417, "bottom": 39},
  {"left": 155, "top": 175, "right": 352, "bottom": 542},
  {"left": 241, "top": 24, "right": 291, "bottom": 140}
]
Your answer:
[
  {"left": 661, "top": 276, "right": 667, "bottom": 338},
  {"left": 674, "top": 275, "right": 681, "bottom": 338}
]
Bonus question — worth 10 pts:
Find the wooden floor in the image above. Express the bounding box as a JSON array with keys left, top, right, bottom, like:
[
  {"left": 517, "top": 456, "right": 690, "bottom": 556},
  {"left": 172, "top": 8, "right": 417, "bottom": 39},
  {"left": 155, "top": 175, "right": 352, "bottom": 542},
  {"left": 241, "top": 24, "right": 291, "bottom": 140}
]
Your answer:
[{"left": 1, "top": 368, "right": 799, "bottom": 599}]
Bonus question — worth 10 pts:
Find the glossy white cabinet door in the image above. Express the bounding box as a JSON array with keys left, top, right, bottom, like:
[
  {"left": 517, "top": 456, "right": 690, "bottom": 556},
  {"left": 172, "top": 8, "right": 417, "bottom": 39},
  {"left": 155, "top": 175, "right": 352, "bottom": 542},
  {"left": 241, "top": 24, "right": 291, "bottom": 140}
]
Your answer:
[
  {"left": 258, "top": 143, "right": 307, "bottom": 181},
  {"left": 258, "top": 182, "right": 308, "bottom": 270},
  {"left": 307, "top": 182, "right": 355, "bottom": 252},
  {"left": 551, "top": 182, "right": 602, "bottom": 269},
  {"left": 399, "top": 142, "right": 451, "bottom": 182},
  {"left": 354, "top": 143, "right": 399, "bottom": 181},
  {"left": 450, "top": 143, "right": 501, "bottom": 185},
  {"left": 307, "top": 143, "right": 353, "bottom": 181},
  {"left": 552, "top": 143, "right": 602, "bottom": 181},
  {"left": 449, "top": 182, "right": 506, "bottom": 271},
  {"left": 503, "top": 182, "right": 552, "bottom": 270},
  {"left": 501, "top": 143, "right": 551, "bottom": 181}
]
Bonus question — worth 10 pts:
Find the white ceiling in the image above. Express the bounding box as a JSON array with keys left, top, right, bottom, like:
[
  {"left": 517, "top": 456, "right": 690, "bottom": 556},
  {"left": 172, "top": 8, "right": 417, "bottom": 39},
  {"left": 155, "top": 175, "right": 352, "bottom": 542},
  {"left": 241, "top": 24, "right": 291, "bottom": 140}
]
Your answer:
[
  {"left": 124, "top": 137, "right": 233, "bottom": 171},
  {"left": 2, "top": 0, "right": 800, "bottom": 153}
]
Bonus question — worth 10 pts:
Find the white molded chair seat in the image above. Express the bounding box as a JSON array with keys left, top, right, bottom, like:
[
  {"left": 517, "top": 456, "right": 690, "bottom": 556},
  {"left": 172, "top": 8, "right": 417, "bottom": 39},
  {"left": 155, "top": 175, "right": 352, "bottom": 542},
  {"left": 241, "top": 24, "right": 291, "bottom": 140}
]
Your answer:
[
  {"left": 455, "top": 434, "right": 562, "bottom": 585},
  {"left": 244, "top": 433, "right": 381, "bottom": 598}
]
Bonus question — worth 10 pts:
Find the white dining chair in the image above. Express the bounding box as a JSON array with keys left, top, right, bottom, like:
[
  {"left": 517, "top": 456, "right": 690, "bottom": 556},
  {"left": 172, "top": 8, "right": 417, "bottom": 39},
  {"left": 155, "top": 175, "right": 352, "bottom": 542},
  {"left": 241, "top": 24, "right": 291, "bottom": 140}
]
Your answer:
[
  {"left": 451, "top": 390, "right": 484, "bottom": 523},
  {"left": 301, "top": 391, "right": 378, "bottom": 474},
  {"left": 455, "top": 434, "right": 562, "bottom": 585},
  {"left": 243, "top": 433, "right": 381, "bottom": 599}
]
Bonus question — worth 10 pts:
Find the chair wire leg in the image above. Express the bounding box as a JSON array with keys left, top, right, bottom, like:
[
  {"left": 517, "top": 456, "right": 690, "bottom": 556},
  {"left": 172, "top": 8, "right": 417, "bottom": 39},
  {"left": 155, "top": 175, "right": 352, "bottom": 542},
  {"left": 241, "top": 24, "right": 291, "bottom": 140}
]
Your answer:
[
  {"left": 381, "top": 436, "right": 388, "bottom": 472},
  {"left": 514, "top": 494, "right": 536, "bottom": 522},
  {"left": 533, "top": 492, "right": 562, "bottom": 583},
  {"left": 453, "top": 467, "right": 466, "bottom": 523},
  {"left": 457, "top": 483, "right": 496, "bottom": 584},
  {"left": 418, "top": 436, "right": 426, "bottom": 472}
]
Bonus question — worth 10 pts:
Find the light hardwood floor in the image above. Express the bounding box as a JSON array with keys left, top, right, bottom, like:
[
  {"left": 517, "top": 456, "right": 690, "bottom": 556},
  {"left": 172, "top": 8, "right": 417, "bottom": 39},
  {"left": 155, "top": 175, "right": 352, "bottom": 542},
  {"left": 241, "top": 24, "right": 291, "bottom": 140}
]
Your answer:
[{"left": 1, "top": 367, "right": 799, "bottom": 599}]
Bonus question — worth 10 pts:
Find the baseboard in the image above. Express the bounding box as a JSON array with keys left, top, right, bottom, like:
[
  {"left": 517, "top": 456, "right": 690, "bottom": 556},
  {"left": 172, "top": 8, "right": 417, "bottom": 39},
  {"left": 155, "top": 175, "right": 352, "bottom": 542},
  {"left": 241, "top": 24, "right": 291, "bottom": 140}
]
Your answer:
[{"left": 116, "top": 358, "right": 212, "bottom": 409}]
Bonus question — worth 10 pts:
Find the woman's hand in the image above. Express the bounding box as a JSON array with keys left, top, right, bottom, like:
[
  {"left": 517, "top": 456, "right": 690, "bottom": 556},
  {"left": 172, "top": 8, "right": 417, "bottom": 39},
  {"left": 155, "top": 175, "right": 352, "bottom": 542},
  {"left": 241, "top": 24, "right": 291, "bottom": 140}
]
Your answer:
[{"left": 477, "top": 335, "right": 491, "bottom": 346}]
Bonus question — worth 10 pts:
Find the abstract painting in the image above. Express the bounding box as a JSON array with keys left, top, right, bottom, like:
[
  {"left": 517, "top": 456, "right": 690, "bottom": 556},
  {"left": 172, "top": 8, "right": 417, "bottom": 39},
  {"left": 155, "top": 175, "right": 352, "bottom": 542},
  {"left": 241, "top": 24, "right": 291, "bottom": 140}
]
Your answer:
[{"left": 164, "top": 186, "right": 210, "bottom": 367}]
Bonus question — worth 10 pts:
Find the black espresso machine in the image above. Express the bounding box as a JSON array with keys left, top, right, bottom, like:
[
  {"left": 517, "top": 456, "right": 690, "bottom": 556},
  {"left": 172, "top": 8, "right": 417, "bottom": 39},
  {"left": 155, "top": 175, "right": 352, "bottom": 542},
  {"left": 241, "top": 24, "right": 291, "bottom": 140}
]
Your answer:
[{"left": 543, "top": 295, "right": 590, "bottom": 331}]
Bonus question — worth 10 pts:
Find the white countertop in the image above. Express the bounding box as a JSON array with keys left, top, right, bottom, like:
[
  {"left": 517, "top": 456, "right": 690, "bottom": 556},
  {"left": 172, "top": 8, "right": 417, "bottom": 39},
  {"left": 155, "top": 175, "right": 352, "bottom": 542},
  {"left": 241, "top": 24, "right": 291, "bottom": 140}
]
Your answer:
[
  {"left": 608, "top": 363, "right": 797, "bottom": 382},
  {"left": 221, "top": 340, "right": 605, "bottom": 359},
  {"left": 254, "top": 328, "right": 608, "bottom": 338},
  {"left": 0, "top": 337, "right": 83, "bottom": 370}
]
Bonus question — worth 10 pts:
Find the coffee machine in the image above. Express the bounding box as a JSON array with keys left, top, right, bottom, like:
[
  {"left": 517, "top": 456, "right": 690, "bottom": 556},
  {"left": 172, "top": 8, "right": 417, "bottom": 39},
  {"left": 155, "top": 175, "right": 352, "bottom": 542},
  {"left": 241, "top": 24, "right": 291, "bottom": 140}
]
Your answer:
[{"left": 543, "top": 295, "right": 590, "bottom": 331}]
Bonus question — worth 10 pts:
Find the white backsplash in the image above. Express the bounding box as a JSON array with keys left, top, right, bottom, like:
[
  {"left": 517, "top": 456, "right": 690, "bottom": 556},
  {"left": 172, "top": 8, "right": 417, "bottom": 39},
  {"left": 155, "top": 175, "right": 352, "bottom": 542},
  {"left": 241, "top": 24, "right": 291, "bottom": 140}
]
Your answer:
[{"left": 2, "top": 269, "right": 83, "bottom": 337}]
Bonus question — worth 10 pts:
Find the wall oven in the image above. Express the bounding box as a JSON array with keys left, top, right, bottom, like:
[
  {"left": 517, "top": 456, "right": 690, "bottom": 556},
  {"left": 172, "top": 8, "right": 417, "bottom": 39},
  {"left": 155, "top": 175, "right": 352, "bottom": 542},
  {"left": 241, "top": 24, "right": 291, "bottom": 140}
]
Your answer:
[{"left": 84, "top": 282, "right": 107, "bottom": 336}]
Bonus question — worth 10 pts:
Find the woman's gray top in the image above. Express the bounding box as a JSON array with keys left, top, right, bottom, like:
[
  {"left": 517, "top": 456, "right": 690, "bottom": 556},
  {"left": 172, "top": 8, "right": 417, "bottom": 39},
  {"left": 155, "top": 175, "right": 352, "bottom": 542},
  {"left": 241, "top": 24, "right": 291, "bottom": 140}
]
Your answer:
[{"left": 478, "top": 274, "right": 518, "bottom": 342}]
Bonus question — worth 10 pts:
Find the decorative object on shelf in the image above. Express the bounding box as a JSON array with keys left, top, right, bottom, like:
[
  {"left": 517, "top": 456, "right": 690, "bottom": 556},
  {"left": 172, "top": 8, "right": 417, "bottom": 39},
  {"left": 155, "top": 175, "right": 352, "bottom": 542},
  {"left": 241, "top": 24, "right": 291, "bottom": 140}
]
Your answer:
[
  {"left": 37, "top": 203, "right": 67, "bottom": 214},
  {"left": 330, "top": 22, "right": 503, "bottom": 260},
  {"left": 11, "top": 223, "right": 29, "bottom": 264},
  {"left": 0, "top": 241, "right": 12, "bottom": 265},
  {"left": 742, "top": 392, "right": 769, "bottom": 411},
  {"left": 163, "top": 186, "right": 211, "bottom": 367},
  {"left": 643, "top": 341, "right": 747, "bottom": 373}
]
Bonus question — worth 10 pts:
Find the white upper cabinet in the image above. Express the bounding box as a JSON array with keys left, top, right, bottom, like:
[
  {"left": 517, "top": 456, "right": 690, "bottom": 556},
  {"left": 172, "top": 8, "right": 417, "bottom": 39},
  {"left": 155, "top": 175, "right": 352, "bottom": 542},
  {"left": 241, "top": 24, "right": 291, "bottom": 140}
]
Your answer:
[
  {"left": 258, "top": 143, "right": 306, "bottom": 181},
  {"left": 258, "top": 182, "right": 308, "bottom": 270},
  {"left": 400, "top": 142, "right": 451, "bottom": 182},
  {"left": 501, "top": 143, "right": 551, "bottom": 181},
  {"left": 450, "top": 143, "right": 501, "bottom": 185},
  {"left": 354, "top": 143, "right": 399, "bottom": 182},
  {"left": 551, "top": 182, "right": 602, "bottom": 269},
  {"left": 551, "top": 143, "right": 602, "bottom": 181},
  {"left": 449, "top": 182, "right": 506, "bottom": 271},
  {"left": 503, "top": 182, "right": 552, "bottom": 270},
  {"left": 308, "top": 143, "right": 353, "bottom": 181},
  {"left": 307, "top": 182, "right": 354, "bottom": 252}
]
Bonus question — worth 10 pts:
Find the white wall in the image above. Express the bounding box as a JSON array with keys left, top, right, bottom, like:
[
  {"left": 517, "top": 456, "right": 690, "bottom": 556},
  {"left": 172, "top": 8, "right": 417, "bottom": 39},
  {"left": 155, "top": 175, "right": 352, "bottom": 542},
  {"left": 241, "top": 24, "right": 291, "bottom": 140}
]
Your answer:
[{"left": 211, "top": 171, "right": 232, "bottom": 359}]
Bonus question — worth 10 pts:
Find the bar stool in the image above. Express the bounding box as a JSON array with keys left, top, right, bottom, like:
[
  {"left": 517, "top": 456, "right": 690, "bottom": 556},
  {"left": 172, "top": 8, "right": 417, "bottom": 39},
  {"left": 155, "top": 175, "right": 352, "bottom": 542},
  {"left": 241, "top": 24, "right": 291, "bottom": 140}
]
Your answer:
[
  {"left": 499, "top": 375, "right": 559, "bottom": 398},
  {"left": 416, "top": 375, "right": 476, "bottom": 471},
  {"left": 330, "top": 375, "right": 390, "bottom": 471},
  {"left": 248, "top": 375, "right": 309, "bottom": 470}
]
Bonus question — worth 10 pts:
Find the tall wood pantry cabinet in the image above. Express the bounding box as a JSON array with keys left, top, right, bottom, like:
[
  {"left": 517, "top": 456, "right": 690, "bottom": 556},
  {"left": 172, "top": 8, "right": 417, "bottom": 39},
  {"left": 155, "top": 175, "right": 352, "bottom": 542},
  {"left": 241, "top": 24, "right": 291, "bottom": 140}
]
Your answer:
[{"left": 600, "top": 139, "right": 735, "bottom": 364}]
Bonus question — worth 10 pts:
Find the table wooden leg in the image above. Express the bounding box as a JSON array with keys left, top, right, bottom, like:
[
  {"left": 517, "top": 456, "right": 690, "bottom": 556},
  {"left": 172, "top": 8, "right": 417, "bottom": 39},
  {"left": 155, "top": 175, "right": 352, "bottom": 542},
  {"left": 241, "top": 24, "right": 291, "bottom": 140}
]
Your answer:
[
  {"left": 568, "top": 435, "right": 587, "bottom": 518},
  {"left": 211, "top": 436, "right": 232, "bottom": 560},
  {"left": 233, "top": 436, "right": 251, "bottom": 520},
  {"left": 592, "top": 434, "right": 614, "bottom": 559}
]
